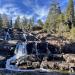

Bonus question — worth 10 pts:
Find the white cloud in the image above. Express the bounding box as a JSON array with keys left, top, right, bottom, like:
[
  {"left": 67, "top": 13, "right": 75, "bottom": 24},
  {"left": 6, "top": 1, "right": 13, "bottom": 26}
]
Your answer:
[
  {"left": 0, "top": 4, "right": 19, "bottom": 15},
  {"left": 0, "top": 3, "right": 34, "bottom": 22},
  {"left": 33, "top": 5, "right": 49, "bottom": 22},
  {"left": 22, "top": 0, "right": 49, "bottom": 22},
  {"left": 23, "top": 0, "right": 32, "bottom": 7}
]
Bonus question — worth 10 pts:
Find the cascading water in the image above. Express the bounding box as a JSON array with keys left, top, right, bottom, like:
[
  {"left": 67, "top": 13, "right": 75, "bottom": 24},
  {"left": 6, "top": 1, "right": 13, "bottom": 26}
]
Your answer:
[
  {"left": 23, "top": 33, "right": 27, "bottom": 42},
  {"left": 6, "top": 33, "right": 28, "bottom": 71},
  {"left": 15, "top": 41, "right": 27, "bottom": 59},
  {"left": 4, "top": 31, "right": 11, "bottom": 41},
  {"left": 35, "top": 41, "right": 38, "bottom": 56}
]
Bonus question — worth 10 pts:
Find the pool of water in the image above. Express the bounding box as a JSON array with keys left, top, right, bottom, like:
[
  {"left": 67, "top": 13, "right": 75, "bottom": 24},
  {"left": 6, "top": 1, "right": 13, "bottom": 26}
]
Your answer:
[{"left": 0, "top": 69, "right": 74, "bottom": 75}]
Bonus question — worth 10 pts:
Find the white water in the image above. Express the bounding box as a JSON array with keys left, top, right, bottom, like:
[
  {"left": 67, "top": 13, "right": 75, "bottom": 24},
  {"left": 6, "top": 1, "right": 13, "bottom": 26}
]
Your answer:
[
  {"left": 23, "top": 33, "right": 27, "bottom": 41},
  {"left": 4, "top": 32, "right": 11, "bottom": 40},
  {"left": 15, "top": 42, "right": 27, "bottom": 59},
  {"left": 6, "top": 33, "right": 28, "bottom": 70},
  {"left": 6, "top": 41, "right": 27, "bottom": 70},
  {"left": 6, "top": 55, "right": 17, "bottom": 70},
  {"left": 35, "top": 41, "right": 38, "bottom": 56}
]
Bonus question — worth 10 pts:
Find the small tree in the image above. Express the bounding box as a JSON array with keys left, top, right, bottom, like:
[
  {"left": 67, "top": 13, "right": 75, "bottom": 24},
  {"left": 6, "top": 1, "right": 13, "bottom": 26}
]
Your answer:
[{"left": 37, "top": 19, "right": 44, "bottom": 27}]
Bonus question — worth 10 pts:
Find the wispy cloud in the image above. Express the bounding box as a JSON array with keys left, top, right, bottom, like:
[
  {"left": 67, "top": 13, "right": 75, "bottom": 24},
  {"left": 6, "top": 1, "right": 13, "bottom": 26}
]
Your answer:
[
  {"left": 33, "top": 6, "right": 49, "bottom": 22},
  {"left": 0, "top": 3, "right": 33, "bottom": 21},
  {"left": 0, "top": 0, "right": 75, "bottom": 23},
  {"left": 23, "top": 0, "right": 49, "bottom": 22}
]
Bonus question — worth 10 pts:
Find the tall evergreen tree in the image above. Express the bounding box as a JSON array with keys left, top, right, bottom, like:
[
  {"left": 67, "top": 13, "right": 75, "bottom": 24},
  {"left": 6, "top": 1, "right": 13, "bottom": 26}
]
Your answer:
[
  {"left": 2, "top": 14, "right": 9, "bottom": 28},
  {"left": 45, "top": 0, "right": 61, "bottom": 33},
  {"left": 21, "top": 16, "right": 28, "bottom": 30},
  {"left": 28, "top": 17, "right": 34, "bottom": 31},
  {"left": 66, "top": 0, "right": 75, "bottom": 27},
  {"left": 14, "top": 16, "right": 20, "bottom": 29}
]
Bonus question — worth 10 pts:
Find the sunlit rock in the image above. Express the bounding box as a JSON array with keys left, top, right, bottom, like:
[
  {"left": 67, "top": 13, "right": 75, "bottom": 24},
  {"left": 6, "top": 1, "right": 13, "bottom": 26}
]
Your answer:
[{"left": 63, "top": 54, "right": 75, "bottom": 63}]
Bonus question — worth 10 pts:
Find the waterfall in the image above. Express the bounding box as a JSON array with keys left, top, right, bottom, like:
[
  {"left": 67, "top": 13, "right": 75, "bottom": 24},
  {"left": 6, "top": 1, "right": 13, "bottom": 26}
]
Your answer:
[
  {"left": 6, "top": 41, "right": 28, "bottom": 70},
  {"left": 6, "top": 56, "right": 17, "bottom": 70},
  {"left": 23, "top": 33, "right": 27, "bottom": 41},
  {"left": 6, "top": 33, "right": 28, "bottom": 70},
  {"left": 15, "top": 41, "right": 27, "bottom": 59},
  {"left": 35, "top": 41, "right": 38, "bottom": 56},
  {"left": 4, "top": 31, "right": 11, "bottom": 40}
]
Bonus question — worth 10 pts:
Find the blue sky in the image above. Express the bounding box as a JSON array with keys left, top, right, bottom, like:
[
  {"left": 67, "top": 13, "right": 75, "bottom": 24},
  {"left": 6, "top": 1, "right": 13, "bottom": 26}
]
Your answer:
[{"left": 0, "top": 0, "right": 75, "bottom": 22}]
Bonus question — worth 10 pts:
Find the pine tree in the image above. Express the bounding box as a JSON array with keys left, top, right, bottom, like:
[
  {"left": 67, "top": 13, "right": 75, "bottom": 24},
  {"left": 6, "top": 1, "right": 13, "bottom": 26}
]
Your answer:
[
  {"left": 14, "top": 16, "right": 20, "bottom": 29},
  {"left": 28, "top": 18, "right": 34, "bottom": 31},
  {"left": 66, "top": 0, "right": 75, "bottom": 27},
  {"left": 2, "top": 14, "right": 9, "bottom": 28},
  {"left": 37, "top": 19, "right": 44, "bottom": 27},
  {"left": 45, "top": 0, "right": 61, "bottom": 33},
  {"left": 21, "top": 16, "right": 28, "bottom": 30}
]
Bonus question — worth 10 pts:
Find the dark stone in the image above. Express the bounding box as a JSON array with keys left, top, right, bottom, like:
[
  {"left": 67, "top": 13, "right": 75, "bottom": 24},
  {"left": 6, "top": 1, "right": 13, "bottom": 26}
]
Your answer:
[
  {"left": 48, "top": 44, "right": 59, "bottom": 54},
  {"left": 27, "top": 55, "right": 36, "bottom": 62},
  {"left": 0, "top": 60, "right": 6, "bottom": 68},
  {"left": 27, "top": 42, "right": 35, "bottom": 54},
  {"left": 37, "top": 42, "right": 48, "bottom": 54},
  {"left": 26, "top": 35, "right": 37, "bottom": 41},
  {"left": 62, "top": 43, "right": 75, "bottom": 53}
]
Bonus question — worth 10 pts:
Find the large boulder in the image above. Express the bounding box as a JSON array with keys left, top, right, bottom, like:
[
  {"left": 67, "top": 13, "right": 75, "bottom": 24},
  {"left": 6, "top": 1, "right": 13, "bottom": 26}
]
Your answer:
[
  {"left": 63, "top": 54, "right": 75, "bottom": 63},
  {"left": 48, "top": 44, "right": 59, "bottom": 54},
  {"left": 27, "top": 42, "right": 35, "bottom": 54},
  {"left": 40, "top": 60, "right": 48, "bottom": 69},
  {"left": 32, "top": 62, "right": 40, "bottom": 69},
  {"left": 37, "top": 42, "right": 48, "bottom": 54},
  {"left": 27, "top": 55, "right": 37, "bottom": 62},
  {"left": 58, "top": 62, "right": 69, "bottom": 71},
  {"left": 47, "top": 61, "right": 59, "bottom": 70},
  {"left": 62, "top": 43, "right": 75, "bottom": 53},
  {"left": 16, "top": 55, "right": 38, "bottom": 68}
]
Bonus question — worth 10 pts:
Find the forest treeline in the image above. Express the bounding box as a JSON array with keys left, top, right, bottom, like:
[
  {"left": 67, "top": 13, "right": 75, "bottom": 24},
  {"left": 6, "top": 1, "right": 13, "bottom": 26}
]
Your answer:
[{"left": 0, "top": 0, "right": 75, "bottom": 41}]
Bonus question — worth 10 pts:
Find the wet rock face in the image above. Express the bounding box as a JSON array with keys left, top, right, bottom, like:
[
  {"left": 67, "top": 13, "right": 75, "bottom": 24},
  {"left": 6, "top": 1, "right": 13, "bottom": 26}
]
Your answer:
[
  {"left": 37, "top": 42, "right": 48, "bottom": 54},
  {"left": 26, "top": 34, "right": 37, "bottom": 41},
  {"left": 62, "top": 43, "right": 75, "bottom": 53},
  {"left": 0, "top": 55, "right": 7, "bottom": 68},
  {"left": 27, "top": 42, "right": 35, "bottom": 54},
  {"left": 0, "top": 44, "right": 15, "bottom": 57},
  {"left": 48, "top": 44, "right": 59, "bottom": 54},
  {"left": 47, "top": 54, "right": 64, "bottom": 61}
]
